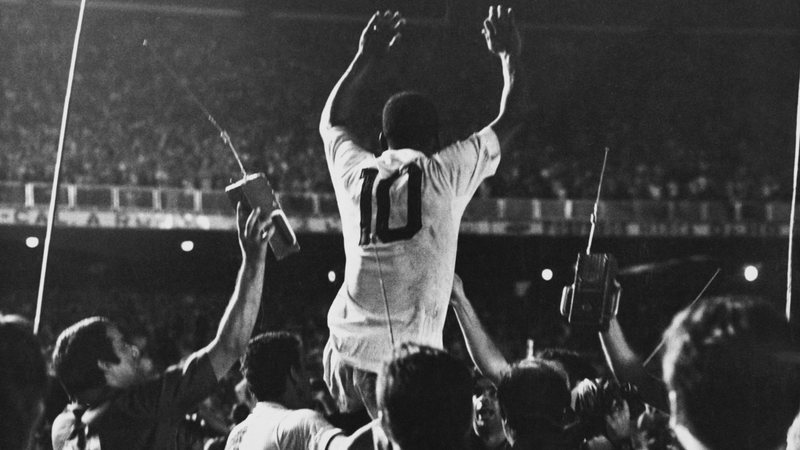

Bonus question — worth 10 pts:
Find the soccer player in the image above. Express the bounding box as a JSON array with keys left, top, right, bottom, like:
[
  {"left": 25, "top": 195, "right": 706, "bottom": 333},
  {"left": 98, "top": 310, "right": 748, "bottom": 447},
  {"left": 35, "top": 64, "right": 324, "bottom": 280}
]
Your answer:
[{"left": 319, "top": 5, "right": 523, "bottom": 417}]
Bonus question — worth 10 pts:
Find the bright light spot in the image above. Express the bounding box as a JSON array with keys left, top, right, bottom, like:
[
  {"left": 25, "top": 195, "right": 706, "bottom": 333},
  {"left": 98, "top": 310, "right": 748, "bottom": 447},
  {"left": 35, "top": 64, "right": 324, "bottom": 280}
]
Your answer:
[
  {"left": 328, "top": 271, "right": 337, "bottom": 283},
  {"left": 25, "top": 236, "right": 40, "bottom": 248},
  {"left": 180, "top": 240, "right": 194, "bottom": 252},
  {"left": 744, "top": 265, "right": 758, "bottom": 282},
  {"left": 541, "top": 268, "right": 553, "bottom": 281}
]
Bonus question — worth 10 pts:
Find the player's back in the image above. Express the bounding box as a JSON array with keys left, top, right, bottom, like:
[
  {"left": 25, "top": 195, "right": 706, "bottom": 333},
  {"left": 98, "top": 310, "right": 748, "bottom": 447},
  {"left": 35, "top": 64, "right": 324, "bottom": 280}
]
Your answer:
[{"left": 322, "top": 125, "right": 499, "bottom": 372}]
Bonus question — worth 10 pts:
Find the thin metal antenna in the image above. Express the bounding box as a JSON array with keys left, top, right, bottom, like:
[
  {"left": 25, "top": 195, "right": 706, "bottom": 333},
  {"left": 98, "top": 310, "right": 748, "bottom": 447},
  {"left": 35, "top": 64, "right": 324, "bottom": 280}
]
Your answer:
[
  {"left": 586, "top": 147, "right": 610, "bottom": 255},
  {"left": 34, "top": 0, "right": 88, "bottom": 335},
  {"left": 142, "top": 39, "right": 247, "bottom": 177},
  {"left": 371, "top": 235, "right": 395, "bottom": 346},
  {"left": 642, "top": 268, "right": 721, "bottom": 366}
]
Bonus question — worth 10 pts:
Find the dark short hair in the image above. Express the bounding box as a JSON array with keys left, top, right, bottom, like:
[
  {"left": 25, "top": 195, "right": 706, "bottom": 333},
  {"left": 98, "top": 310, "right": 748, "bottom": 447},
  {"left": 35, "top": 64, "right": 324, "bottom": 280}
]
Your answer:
[
  {"left": 242, "top": 332, "right": 302, "bottom": 402},
  {"left": 382, "top": 91, "right": 439, "bottom": 153},
  {"left": 536, "top": 348, "right": 598, "bottom": 388},
  {"left": 497, "top": 358, "right": 571, "bottom": 441},
  {"left": 52, "top": 317, "right": 119, "bottom": 397},
  {"left": 378, "top": 343, "right": 472, "bottom": 450},
  {"left": 572, "top": 377, "right": 635, "bottom": 441},
  {"left": 0, "top": 315, "right": 48, "bottom": 450},
  {"left": 662, "top": 296, "right": 800, "bottom": 450}
]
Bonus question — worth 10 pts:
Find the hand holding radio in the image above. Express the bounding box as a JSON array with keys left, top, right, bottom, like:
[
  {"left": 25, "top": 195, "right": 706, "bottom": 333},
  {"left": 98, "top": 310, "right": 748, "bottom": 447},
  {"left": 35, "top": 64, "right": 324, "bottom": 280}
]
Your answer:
[
  {"left": 559, "top": 148, "right": 621, "bottom": 332},
  {"left": 226, "top": 174, "right": 300, "bottom": 261}
]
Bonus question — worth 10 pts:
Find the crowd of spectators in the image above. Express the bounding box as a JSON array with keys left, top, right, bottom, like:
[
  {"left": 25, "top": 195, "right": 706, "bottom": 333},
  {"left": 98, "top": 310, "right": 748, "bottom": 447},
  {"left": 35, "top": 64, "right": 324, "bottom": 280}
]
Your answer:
[
  {"left": 3, "top": 267, "right": 799, "bottom": 449},
  {"left": 2, "top": 4, "right": 796, "bottom": 201}
]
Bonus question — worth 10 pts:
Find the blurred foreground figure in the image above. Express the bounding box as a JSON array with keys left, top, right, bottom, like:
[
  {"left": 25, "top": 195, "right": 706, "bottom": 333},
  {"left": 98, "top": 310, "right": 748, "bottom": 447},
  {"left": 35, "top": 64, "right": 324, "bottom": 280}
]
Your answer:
[
  {"left": 0, "top": 314, "right": 48, "bottom": 450},
  {"left": 51, "top": 205, "right": 273, "bottom": 449},
  {"left": 377, "top": 343, "right": 473, "bottom": 450},
  {"left": 319, "top": 5, "right": 523, "bottom": 416},
  {"left": 662, "top": 296, "right": 800, "bottom": 450},
  {"left": 497, "top": 359, "right": 579, "bottom": 450}
]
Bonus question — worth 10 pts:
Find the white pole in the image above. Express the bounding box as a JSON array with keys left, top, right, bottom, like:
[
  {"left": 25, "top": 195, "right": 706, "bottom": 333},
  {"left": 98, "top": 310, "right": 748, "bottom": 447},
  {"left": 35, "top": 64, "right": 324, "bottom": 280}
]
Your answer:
[{"left": 34, "top": 0, "right": 88, "bottom": 335}]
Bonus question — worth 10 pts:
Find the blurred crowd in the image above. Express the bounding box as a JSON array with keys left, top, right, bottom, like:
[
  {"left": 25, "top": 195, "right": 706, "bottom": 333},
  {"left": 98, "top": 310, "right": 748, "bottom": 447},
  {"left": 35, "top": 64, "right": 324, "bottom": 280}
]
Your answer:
[{"left": 1, "top": 4, "right": 795, "bottom": 201}]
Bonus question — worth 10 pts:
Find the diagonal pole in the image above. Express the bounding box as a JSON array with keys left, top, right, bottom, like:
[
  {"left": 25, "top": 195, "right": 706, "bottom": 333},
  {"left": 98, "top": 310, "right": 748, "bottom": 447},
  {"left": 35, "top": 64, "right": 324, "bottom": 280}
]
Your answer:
[{"left": 34, "top": 0, "right": 88, "bottom": 335}]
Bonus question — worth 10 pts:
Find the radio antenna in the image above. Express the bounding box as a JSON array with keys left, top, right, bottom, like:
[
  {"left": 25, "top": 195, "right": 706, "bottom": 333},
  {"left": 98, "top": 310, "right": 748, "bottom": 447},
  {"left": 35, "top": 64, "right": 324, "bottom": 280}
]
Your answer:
[
  {"left": 143, "top": 39, "right": 247, "bottom": 177},
  {"left": 371, "top": 235, "right": 396, "bottom": 346},
  {"left": 586, "top": 147, "right": 610, "bottom": 255},
  {"left": 642, "top": 268, "right": 721, "bottom": 366}
]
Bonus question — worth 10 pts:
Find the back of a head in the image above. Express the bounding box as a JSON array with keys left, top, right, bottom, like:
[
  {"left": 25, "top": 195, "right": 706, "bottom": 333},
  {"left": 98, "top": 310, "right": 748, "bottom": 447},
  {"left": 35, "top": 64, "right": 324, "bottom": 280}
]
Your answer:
[
  {"left": 378, "top": 343, "right": 472, "bottom": 450},
  {"left": 242, "top": 331, "right": 302, "bottom": 402},
  {"left": 498, "top": 358, "right": 571, "bottom": 445},
  {"left": 536, "top": 348, "right": 598, "bottom": 389},
  {"left": 382, "top": 91, "right": 439, "bottom": 154},
  {"left": 0, "top": 315, "right": 48, "bottom": 450},
  {"left": 662, "top": 296, "right": 800, "bottom": 450},
  {"left": 53, "top": 317, "right": 118, "bottom": 398}
]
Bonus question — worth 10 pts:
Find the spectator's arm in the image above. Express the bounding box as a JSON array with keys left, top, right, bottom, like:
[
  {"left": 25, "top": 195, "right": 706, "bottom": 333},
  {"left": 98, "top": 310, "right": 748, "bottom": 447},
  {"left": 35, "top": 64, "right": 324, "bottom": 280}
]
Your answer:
[
  {"left": 599, "top": 317, "right": 669, "bottom": 412},
  {"left": 450, "top": 274, "right": 511, "bottom": 385},
  {"left": 320, "top": 11, "right": 405, "bottom": 132},
  {"left": 483, "top": 6, "right": 524, "bottom": 151},
  {"left": 204, "top": 204, "right": 272, "bottom": 380}
]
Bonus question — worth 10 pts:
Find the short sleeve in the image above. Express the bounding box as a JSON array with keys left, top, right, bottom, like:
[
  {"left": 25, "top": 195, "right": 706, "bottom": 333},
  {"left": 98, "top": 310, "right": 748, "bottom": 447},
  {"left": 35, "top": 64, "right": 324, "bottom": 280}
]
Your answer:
[
  {"left": 321, "top": 125, "right": 372, "bottom": 184},
  {"left": 432, "top": 127, "right": 501, "bottom": 197},
  {"left": 115, "top": 352, "right": 218, "bottom": 418}
]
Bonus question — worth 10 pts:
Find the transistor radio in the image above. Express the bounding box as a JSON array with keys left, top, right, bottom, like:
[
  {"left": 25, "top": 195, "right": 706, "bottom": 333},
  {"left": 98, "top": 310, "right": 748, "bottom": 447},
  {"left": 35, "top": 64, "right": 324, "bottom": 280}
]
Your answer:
[{"left": 225, "top": 173, "right": 300, "bottom": 261}]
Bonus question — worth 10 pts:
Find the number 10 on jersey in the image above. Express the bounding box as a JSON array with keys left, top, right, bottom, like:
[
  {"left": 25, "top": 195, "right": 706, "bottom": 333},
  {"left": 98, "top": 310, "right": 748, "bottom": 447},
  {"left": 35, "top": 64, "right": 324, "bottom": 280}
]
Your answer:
[{"left": 359, "top": 164, "right": 423, "bottom": 245}]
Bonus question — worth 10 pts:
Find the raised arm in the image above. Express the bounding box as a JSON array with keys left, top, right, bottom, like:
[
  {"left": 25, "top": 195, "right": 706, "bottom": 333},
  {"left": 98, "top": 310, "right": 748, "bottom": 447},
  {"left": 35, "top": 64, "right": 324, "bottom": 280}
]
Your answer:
[
  {"left": 599, "top": 317, "right": 669, "bottom": 412},
  {"left": 483, "top": 5, "right": 524, "bottom": 151},
  {"left": 204, "top": 204, "right": 272, "bottom": 380},
  {"left": 320, "top": 11, "right": 405, "bottom": 132},
  {"left": 450, "top": 274, "right": 510, "bottom": 385}
]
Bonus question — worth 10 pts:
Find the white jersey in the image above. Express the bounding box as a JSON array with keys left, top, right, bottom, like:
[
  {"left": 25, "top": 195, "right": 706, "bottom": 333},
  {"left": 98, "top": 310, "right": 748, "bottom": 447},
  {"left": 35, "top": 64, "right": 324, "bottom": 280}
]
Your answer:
[
  {"left": 225, "top": 402, "right": 342, "bottom": 450},
  {"left": 322, "top": 125, "right": 501, "bottom": 373}
]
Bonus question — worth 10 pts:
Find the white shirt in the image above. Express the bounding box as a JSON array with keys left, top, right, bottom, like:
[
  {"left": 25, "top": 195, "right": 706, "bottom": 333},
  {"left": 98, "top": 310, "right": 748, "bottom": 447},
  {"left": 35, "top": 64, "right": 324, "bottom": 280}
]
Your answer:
[
  {"left": 225, "top": 402, "right": 342, "bottom": 450},
  {"left": 322, "top": 125, "right": 501, "bottom": 372}
]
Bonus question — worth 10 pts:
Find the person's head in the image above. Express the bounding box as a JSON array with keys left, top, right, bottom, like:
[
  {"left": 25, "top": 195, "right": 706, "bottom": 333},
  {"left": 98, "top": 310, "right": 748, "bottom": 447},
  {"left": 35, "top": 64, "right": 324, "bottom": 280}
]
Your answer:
[
  {"left": 377, "top": 343, "right": 472, "bottom": 450},
  {"left": 53, "top": 317, "right": 143, "bottom": 399},
  {"left": 662, "top": 296, "right": 800, "bottom": 450},
  {"left": 472, "top": 371, "right": 506, "bottom": 447},
  {"left": 535, "top": 348, "right": 597, "bottom": 390},
  {"left": 0, "top": 315, "right": 48, "bottom": 450},
  {"left": 381, "top": 91, "right": 440, "bottom": 155},
  {"left": 497, "top": 358, "right": 571, "bottom": 446},
  {"left": 241, "top": 331, "right": 308, "bottom": 408}
]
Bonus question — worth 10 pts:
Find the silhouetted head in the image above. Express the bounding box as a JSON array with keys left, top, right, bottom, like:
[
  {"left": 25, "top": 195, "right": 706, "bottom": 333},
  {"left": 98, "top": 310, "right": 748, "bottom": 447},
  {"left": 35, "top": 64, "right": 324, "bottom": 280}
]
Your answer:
[
  {"left": 662, "top": 296, "right": 800, "bottom": 450},
  {"left": 498, "top": 358, "right": 572, "bottom": 446},
  {"left": 378, "top": 343, "right": 472, "bottom": 450},
  {"left": 0, "top": 314, "right": 48, "bottom": 450},
  {"left": 242, "top": 332, "right": 309, "bottom": 408},
  {"left": 381, "top": 91, "right": 440, "bottom": 155}
]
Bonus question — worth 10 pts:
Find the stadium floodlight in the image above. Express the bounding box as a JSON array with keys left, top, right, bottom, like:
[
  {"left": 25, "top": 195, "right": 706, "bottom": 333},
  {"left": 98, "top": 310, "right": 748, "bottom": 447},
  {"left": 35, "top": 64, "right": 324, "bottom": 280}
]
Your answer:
[
  {"left": 25, "top": 237, "right": 40, "bottom": 249},
  {"left": 744, "top": 265, "right": 759, "bottom": 282}
]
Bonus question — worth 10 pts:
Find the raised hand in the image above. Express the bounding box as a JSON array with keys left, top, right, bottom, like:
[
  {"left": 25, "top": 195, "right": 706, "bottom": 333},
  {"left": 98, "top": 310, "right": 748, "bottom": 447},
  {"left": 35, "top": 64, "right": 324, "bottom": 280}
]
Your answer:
[
  {"left": 359, "top": 10, "right": 405, "bottom": 58},
  {"left": 237, "top": 203, "right": 272, "bottom": 261},
  {"left": 482, "top": 5, "right": 521, "bottom": 57}
]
